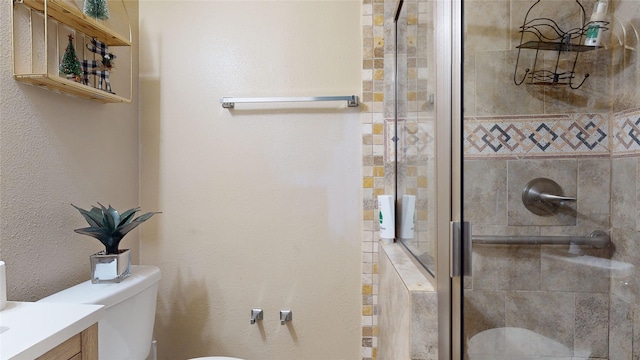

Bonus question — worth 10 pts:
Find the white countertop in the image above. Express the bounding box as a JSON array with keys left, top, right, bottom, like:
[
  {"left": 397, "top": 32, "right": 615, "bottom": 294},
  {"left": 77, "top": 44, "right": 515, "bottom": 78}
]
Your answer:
[{"left": 0, "top": 301, "right": 104, "bottom": 360}]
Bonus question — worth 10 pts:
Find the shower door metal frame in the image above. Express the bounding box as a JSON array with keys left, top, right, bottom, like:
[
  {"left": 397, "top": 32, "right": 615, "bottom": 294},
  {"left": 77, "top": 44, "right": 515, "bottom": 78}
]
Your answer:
[{"left": 434, "top": 0, "right": 463, "bottom": 359}]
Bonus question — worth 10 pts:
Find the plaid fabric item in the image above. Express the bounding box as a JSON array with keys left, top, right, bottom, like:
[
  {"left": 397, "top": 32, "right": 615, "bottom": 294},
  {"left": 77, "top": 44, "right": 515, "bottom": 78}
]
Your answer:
[
  {"left": 81, "top": 60, "right": 113, "bottom": 93},
  {"left": 86, "top": 38, "right": 116, "bottom": 65},
  {"left": 81, "top": 38, "right": 117, "bottom": 93}
]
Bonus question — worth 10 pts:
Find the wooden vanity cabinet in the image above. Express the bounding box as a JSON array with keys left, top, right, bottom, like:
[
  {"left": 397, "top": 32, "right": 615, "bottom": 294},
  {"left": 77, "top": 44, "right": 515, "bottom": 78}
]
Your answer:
[{"left": 36, "top": 323, "right": 98, "bottom": 360}]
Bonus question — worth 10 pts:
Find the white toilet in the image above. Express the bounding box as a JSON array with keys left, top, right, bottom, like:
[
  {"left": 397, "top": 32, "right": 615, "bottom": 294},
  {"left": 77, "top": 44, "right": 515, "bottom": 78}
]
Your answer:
[
  {"left": 38, "top": 265, "right": 244, "bottom": 360},
  {"left": 466, "top": 327, "right": 591, "bottom": 359}
]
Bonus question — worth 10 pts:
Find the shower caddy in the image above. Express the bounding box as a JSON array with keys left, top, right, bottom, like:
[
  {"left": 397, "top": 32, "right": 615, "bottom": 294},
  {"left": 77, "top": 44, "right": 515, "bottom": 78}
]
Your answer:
[
  {"left": 514, "top": 0, "right": 609, "bottom": 89},
  {"left": 11, "top": 0, "right": 132, "bottom": 103}
]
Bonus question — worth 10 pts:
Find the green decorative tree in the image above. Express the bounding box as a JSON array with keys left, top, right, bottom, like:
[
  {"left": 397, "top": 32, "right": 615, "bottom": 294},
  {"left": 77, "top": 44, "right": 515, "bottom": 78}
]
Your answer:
[
  {"left": 83, "top": 0, "right": 109, "bottom": 20},
  {"left": 59, "top": 34, "right": 82, "bottom": 81}
]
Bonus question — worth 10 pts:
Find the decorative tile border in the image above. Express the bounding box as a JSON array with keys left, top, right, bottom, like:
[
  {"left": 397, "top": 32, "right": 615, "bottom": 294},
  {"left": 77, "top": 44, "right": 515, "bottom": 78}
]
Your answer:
[
  {"left": 612, "top": 107, "right": 640, "bottom": 157},
  {"left": 363, "top": 1, "right": 429, "bottom": 359},
  {"left": 464, "top": 113, "right": 610, "bottom": 159},
  {"left": 361, "top": 0, "right": 386, "bottom": 359},
  {"left": 393, "top": 117, "right": 435, "bottom": 206},
  {"left": 397, "top": 117, "right": 435, "bottom": 162}
]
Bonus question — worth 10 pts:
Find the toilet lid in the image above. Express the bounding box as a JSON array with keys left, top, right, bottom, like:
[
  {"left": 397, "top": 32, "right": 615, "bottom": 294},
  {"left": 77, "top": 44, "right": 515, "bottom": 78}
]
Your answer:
[{"left": 466, "top": 327, "right": 591, "bottom": 358}]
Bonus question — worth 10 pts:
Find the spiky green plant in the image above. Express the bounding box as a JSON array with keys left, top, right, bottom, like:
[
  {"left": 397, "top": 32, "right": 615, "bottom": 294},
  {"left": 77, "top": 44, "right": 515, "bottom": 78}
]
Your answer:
[{"left": 72, "top": 203, "right": 160, "bottom": 254}]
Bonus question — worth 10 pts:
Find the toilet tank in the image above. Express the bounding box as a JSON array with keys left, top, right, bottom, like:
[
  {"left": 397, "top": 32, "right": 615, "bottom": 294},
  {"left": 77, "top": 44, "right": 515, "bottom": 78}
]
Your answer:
[{"left": 38, "top": 265, "right": 161, "bottom": 360}]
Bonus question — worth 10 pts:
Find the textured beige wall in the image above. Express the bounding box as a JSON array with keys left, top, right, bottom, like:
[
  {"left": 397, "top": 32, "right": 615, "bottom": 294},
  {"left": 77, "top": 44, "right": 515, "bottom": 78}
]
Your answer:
[
  {"left": 139, "top": 1, "right": 362, "bottom": 359},
  {"left": 0, "top": 1, "right": 140, "bottom": 302}
]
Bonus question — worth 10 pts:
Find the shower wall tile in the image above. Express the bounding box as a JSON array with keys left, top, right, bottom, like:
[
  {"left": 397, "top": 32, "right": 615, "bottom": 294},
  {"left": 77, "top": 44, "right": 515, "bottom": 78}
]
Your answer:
[
  {"left": 543, "top": 48, "right": 612, "bottom": 114},
  {"left": 510, "top": 0, "right": 587, "bottom": 49},
  {"left": 383, "top": 52, "right": 395, "bottom": 119},
  {"left": 505, "top": 291, "right": 575, "bottom": 350},
  {"left": 634, "top": 302, "right": 640, "bottom": 360},
  {"left": 475, "top": 50, "right": 545, "bottom": 116},
  {"left": 508, "top": 0, "right": 531, "bottom": 50},
  {"left": 612, "top": 43, "right": 639, "bottom": 113},
  {"left": 463, "top": 160, "right": 507, "bottom": 226},
  {"left": 377, "top": 244, "right": 410, "bottom": 360},
  {"left": 507, "top": 159, "right": 577, "bottom": 226},
  {"left": 575, "top": 293, "right": 609, "bottom": 358},
  {"left": 410, "top": 291, "right": 438, "bottom": 360},
  {"left": 397, "top": 110, "right": 436, "bottom": 258},
  {"left": 540, "top": 248, "right": 610, "bottom": 294},
  {"left": 472, "top": 245, "right": 540, "bottom": 291},
  {"left": 463, "top": 290, "right": 506, "bottom": 342},
  {"left": 463, "top": 51, "right": 476, "bottom": 116},
  {"left": 576, "top": 158, "right": 611, "bottom": 229},
  {"left": 378, "top": 244, "right": 437, "bottom": 360},
  {"left": 471, "top": 224, "right": 542, "bottom": 237},
  {"left": 611, "top": 157, "right": 637, "bottom": 231},
  {"left": 464, "top": 0, "right": 511, "bottom": 53},
  {"left": 542, "top": 48, "right": 613, "bottom": 115},
  {"left": 609, "top": 227, "right": 640, "bottom": 304},
  {"left": 612, "top": 0, "right": 640, "bottom": 112},
  {"left": 609, "top": 295, "right": 633, "bottom": 360}
]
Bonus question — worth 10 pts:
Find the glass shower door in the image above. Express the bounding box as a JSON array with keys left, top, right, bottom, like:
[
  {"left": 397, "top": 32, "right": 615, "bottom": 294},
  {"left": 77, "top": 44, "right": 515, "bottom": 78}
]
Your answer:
[{"left": 459, "top": 0, "right": 619, "bottom": 359}]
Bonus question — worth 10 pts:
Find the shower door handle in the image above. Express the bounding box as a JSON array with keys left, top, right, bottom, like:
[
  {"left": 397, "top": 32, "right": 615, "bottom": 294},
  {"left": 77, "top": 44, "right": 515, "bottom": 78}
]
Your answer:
[{"left": 450, "top": 222, "right": 472, "bottom": 278}]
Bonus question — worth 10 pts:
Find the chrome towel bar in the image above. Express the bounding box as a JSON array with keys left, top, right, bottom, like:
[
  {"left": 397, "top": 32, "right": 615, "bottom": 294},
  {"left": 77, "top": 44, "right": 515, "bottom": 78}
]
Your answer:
[
  {"left": 472, "top": 230, "right": 610, "bottom": 248},
  {"left": 220, "top": 95, "right": 359, "bottom": 108}
]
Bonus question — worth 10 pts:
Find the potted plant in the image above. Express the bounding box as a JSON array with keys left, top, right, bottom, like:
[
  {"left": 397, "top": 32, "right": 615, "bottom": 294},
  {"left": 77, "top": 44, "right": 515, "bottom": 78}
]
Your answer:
[{"left": 72, "top": 203, "right": 160, "bottom": 283}]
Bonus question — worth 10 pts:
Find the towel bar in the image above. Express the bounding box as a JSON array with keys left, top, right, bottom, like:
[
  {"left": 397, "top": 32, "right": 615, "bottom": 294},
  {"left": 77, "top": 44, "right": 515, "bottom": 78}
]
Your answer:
[{"left": 220, "top": 95, "right": 359, "bottom": 108}]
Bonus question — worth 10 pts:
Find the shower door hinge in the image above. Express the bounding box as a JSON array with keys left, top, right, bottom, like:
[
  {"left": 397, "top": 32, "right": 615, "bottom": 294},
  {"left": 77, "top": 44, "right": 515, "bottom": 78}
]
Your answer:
[{"left": 450, "top": 221, "right": 472, "bottom": 278}]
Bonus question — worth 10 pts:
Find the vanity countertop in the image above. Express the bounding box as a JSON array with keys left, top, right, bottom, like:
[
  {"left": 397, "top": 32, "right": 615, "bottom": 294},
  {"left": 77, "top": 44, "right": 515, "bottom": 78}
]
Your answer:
[{"left": 0, "top": 301, "right": 103, "bottom": 360}]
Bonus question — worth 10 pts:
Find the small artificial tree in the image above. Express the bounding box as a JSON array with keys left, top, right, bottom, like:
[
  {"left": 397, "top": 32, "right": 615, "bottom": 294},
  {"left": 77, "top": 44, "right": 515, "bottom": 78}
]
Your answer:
[
  {"left": 59, "top": 34, "right": 82, "bottom": 81},
  {"left": 83, "top": 0, "right": 109, "bottom": 20},
  {"left": 72, "top": 203, "right": 160, "bottom": 255}
]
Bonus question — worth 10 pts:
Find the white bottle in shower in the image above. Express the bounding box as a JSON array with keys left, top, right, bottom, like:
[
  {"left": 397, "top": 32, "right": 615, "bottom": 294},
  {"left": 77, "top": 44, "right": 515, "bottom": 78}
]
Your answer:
[
  {"left": 585, "top": 0, "right": 608, "bottom": 46},
  {"left": 378, "top": 195, "right": 395, "bottom": 243},
  {"left": 400, "top": 195, "right": 416, "bottom": 239}
]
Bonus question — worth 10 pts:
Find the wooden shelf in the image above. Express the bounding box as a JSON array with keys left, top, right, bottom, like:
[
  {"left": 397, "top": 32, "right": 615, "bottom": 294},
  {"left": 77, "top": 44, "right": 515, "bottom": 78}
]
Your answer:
[
  {"left": 15, "top": 74, "right": 131, "bottom": 103},
  {"left": 20, "top": 0, "right": 130, "bottom": 46},
  {"left": 12, "top": 0, "right": 132, "bottom": 103}
]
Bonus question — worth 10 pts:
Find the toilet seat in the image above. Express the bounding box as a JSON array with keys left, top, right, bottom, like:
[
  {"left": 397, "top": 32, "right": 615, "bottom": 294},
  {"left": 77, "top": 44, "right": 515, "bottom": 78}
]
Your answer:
[{"left": 467, "top": 327, "right": 590, "bottom": 359}]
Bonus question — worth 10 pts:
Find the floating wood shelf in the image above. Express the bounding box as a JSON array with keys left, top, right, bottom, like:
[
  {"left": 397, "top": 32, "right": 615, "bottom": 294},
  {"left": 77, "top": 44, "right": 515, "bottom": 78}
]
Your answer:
[
  {"left": 12, "top": 0, "right": 132, "bottom": 103},
  {"left": 15, "top": 74, "right": 130, "bottom": 103},
  {"left": 19, "top": 0, "right": 130, "bottom": 46}
]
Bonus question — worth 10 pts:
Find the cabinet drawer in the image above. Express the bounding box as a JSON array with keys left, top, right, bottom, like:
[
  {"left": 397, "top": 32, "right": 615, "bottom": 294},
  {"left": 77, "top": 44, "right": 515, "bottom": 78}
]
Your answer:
[{"left": 36, "top": 333, "right": 81, "bottom": 360}]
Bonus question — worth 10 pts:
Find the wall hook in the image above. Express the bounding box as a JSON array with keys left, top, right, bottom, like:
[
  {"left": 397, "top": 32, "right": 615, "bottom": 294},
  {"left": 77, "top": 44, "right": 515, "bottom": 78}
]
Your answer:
[
  {"left": 250, "top": 308, "right": 263, "bottom": 325},
  {"left": 280, "top": 310, "right": 292, "bottom": 325}
]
